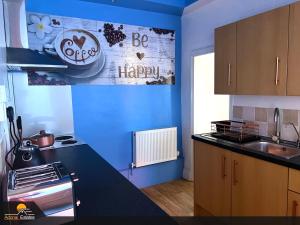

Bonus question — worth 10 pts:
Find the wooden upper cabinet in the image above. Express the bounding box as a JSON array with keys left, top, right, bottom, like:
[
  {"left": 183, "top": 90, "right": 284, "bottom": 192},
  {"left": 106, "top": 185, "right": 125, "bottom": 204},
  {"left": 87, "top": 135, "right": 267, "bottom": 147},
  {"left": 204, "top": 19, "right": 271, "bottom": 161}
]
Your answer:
[
  {"left": 287, "top": 2, "right": 300, "bottom": 95},
  {"left": 194, "top": 141, "right": 231, "bottom": 216},
  {"left": 214, "top": 23, "right": 237, "bottom": 94},
  {"left": 236, "top": 6, "right": 289, "bottom": 95},
  {"left": 231, "top": 152, "right": 288, "bottom": 216}
]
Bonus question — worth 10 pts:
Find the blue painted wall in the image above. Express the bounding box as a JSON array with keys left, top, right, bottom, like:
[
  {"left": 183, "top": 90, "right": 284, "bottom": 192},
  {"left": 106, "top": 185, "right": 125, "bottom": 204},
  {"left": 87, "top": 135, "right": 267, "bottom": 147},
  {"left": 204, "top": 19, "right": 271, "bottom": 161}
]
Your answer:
[
  {"left": 79, "top": 0, "right": 197, "bottom": 15},
  {"left": 79, "top": 0, "right": 185, "bottom": 15},
  {"left": 147, "top": 0, "right": 186, "bottom": 7},
  {"left": 185, "top": 0, "right": 197, "bottom": 6},
  {"left": 27, "top": 0, "right": 183, "bottom": 188}
]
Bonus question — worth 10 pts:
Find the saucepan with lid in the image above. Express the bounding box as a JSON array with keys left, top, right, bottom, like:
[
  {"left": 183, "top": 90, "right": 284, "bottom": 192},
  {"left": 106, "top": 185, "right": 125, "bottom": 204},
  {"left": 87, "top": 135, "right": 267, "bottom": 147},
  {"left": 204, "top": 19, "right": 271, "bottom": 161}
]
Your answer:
[{"left": 30, "top": 130, "right": 55, "bottom": 148}]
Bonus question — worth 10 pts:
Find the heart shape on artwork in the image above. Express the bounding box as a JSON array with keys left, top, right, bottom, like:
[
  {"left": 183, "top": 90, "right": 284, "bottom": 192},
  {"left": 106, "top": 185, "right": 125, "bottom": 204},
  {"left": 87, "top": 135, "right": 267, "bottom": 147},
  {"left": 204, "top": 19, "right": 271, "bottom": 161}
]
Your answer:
[
  {"left": 136, "top": 52, "right": 145, "bottom": 60},
  {"left": 73, "top": 35, "right": 86, "bottom": 49}
]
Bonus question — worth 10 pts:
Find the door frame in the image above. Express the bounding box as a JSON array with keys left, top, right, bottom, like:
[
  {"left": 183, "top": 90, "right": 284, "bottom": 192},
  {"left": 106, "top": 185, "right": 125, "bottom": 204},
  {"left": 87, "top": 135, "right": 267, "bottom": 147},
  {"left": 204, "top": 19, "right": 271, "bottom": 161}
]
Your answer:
[
  {"left": 185, "top": 45, "right": 233, "bottom": 181},
  {"left": 190, "top": 46, "right": 214, "bottom": 135},
  {"left": 190, "top": 46, "right": 233, "bottom": 134}
]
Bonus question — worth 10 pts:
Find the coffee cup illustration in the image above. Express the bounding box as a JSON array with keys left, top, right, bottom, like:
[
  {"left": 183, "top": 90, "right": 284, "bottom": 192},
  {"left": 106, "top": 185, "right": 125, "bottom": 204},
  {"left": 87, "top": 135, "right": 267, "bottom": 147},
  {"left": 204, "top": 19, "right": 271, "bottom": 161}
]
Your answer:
[{"left": 45, "top": 29, "right": 101, "bottom": 70}]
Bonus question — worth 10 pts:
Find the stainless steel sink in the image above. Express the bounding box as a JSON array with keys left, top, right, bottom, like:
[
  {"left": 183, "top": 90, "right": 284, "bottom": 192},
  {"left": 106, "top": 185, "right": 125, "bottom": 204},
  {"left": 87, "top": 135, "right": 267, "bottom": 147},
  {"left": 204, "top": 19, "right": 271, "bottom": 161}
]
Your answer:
[{"left": 243, "top": 141, "right": 300, "bottom": 159}]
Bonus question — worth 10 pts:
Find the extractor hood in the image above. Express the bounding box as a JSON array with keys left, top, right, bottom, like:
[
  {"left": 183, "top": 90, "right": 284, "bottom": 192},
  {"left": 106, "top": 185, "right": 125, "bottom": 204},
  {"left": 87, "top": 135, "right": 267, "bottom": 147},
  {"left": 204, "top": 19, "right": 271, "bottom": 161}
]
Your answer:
[
  {"left": 3, "top": 0, "right": 67, "bottom": 72},
  {"left": 6, "top": 47, "right": 67, "bottom": 71}
]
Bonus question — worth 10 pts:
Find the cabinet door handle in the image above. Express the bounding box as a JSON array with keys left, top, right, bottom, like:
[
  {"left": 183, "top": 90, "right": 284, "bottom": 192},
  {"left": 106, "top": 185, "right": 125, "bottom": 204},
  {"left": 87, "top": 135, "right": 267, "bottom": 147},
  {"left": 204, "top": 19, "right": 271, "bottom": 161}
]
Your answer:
[
  {"left": 227, "top": 64, "right": 231, "bottom": 86},
  {"left": 221, "top": 156, "right": 226, "bottom": 178},
  {"left": 233, "top": 160, "right": 238, "bottom": 185},
  {"left": 293, "top": 200, "right": 298, "bottom": 216},
  {"left": 275, "top": 57, "right": 279, "bottom": 86}
]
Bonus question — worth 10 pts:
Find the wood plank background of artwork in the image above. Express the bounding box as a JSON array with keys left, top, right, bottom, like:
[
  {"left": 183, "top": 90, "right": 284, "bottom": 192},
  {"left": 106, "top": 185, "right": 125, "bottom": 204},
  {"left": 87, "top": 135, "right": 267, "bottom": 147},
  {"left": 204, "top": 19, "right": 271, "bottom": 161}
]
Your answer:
[{"left": 26, "top": 12, "right": 176, "bottom": 85}]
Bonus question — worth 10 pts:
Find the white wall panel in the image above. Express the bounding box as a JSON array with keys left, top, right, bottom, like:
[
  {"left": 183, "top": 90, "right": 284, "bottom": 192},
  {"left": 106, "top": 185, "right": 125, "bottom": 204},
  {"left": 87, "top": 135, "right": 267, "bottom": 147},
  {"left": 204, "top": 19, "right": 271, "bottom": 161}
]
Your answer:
[{"left": 13, "top": 73, "right": 74, "bottom": 137}]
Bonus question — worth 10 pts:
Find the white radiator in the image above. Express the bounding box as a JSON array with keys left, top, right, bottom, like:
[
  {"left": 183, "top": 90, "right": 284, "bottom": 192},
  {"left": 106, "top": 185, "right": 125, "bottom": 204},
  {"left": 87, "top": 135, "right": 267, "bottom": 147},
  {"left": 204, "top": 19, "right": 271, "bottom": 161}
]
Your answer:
[{"left": 133, "top": 127, "right": 178, "bottom": 167}]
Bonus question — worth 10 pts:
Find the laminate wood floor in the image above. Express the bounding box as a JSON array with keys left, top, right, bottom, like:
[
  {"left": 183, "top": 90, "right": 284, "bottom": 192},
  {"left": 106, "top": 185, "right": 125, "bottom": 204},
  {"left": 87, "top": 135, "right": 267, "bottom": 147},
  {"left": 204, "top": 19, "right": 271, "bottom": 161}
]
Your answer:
[{"left": 142, "top": 179, "right": 194, "bottom": 216}]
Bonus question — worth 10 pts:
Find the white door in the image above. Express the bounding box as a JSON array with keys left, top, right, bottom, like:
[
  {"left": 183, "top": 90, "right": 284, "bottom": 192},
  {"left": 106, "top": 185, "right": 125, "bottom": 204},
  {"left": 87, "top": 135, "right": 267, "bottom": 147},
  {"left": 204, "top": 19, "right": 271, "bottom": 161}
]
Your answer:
[{"left": 193, "top": 52, "right": 230, "bottom": 134}]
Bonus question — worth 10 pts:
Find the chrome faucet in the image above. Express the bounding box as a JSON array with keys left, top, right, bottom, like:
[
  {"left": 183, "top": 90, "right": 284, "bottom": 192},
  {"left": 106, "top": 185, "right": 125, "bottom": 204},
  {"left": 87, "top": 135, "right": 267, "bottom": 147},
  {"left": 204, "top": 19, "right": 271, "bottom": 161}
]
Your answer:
[
  {"left": 273, "top": 108, "right": 281, "bottom": 144},
  {"left": 288, "top": 122, "right": 300, "bottom": 148}
]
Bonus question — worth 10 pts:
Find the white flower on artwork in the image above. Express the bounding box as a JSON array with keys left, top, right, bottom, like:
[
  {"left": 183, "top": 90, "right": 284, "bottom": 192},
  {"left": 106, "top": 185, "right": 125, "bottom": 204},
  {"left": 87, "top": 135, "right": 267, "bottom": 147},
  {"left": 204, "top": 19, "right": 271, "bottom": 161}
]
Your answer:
[{"left": 28, "top": 15, "right": 53, "bottom": 39}]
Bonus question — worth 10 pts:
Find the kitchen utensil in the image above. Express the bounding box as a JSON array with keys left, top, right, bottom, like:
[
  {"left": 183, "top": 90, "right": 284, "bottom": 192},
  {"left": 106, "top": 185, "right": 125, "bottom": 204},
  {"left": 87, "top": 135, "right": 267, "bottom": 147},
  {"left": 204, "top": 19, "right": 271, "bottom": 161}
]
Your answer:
[
  {"left": 6, "top": 106, "right": 14, "bottom": 122},
  {"left": 16, "top": 116, "right": 22, "bottom": 142},
  {"left": 30, "top": 130, "right": 55, "bottom": 148}
]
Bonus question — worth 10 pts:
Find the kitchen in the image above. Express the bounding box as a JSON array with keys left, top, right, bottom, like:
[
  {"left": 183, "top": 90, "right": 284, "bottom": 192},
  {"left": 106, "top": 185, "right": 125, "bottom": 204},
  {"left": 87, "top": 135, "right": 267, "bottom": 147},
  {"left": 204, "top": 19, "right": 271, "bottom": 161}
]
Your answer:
[{"left": 1, "top": 0, "right": 300, "bottom": 224}]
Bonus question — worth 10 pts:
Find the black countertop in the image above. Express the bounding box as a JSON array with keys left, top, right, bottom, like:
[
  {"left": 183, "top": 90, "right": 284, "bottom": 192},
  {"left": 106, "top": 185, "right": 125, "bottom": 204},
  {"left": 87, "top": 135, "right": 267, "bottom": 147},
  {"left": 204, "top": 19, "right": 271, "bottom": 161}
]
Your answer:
[
  {"left": 192, "top": 134, "right": 300, "bottom": 170},
  {"left": 37, "top": 144, "right": 177, "bottom": 224}
]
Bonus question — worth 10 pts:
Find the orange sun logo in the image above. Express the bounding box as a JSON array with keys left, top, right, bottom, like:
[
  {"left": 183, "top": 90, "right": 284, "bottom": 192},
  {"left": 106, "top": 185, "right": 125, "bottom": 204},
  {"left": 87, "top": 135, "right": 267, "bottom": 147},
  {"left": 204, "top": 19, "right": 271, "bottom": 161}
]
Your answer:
[{"left": 16, "top": 203, "right": 27, "bottom": 212}]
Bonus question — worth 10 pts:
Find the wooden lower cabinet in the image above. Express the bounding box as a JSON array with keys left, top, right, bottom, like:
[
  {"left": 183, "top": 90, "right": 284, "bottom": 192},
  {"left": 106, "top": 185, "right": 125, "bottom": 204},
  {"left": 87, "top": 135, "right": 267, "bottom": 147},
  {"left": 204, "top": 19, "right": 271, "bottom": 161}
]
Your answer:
[
  {"left": 194, "top": 140, "right": 289, "bottom": 216},
  {"left": 288, "top": 191, "right": 300, "bottom": 216},
  {"left": 288, "top": 169, "right": 300, "bottom": 216},
  {"left": 231, "top": 152, "right": 288, "bottom": 216},
  {"left": 194, "top": 141, "right": 231, "bottom": 216},
  {"left": 289, "top": 168, "right": 300, "bottom": 193}
]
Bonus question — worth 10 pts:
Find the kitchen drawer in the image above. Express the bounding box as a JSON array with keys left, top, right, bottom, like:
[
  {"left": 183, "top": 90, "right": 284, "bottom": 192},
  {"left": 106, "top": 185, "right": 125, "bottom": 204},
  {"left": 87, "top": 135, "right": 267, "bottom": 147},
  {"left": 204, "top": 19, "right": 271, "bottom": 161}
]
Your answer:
[{"left": 289, "top": 169, "right": 300, "bottom": 193}]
